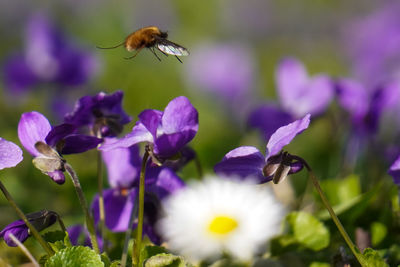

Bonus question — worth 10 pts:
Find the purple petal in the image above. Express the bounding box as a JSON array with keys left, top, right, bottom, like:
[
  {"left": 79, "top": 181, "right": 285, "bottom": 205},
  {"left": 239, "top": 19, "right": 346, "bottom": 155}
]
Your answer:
[
  {"left": 247, "top": 104, "right": 294, "bottom": 140},
  {"left": 99, "top": 122, "right": 153, "bottom": 151},
  {"left": 45, "top": 123, "right": 76, "bottom": 148},
  {"left": 47, "top": 170, "right": 65, "bottom": 184},
  {"left": 266, "top": 114, "right": 311, "bottom": 159},
  {"left": 18, "top": 111, "right": 51, "bottom": 156},
  {"left": 102, "top": 138, "right": 141, "bottom": 188},
  {"left": 61, "top": 134, "right": 102, "bottom": 154},
  {"left": 214, "top": 146, "right": 266, "bottom": 182},
  {"left": 389, "top": 155, "right": 400, "bottom": 186},
  {"left": 0, "top": 138, "right": 23, "bottom": 170},
  {"left": 147, "top": 168, "right": 185, "bottom": 199},
  {"left": 3, "top": 55, "right": 38, "bottom": 93},
  {"left": 138, "top": 109, "right": 163, "bottom": 138},
  {"left": 92, "top": 189, "right": 136, "bottom": 232},
  {"left": 0, "top": 220, "right": 29, "bottom": 247},
  {"left": 161, "top": 96, "right": 199, "bottom": 136},
  {"left": 276, "top": 58, "right": 333, "bottom": 117},
  {"left": 67, "top": 224, "right": 84, "bottom": 246},
  {"left": 335, "top": 78, "right": 369, "bottom": 120},
  {"left": 154, "top": 131, "right": 197, "bottom": 158}
]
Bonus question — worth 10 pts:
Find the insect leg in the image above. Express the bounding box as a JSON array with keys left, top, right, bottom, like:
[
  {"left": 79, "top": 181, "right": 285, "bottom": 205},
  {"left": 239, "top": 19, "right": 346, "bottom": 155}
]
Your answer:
[
  {"left": 124, "top": 48, "right": 143, "bottom": 60},
  {"left": 175, "top": 56, "right": 183, "bottom": 63},
  {"left": 149, "top": 47, "right": 162, "bottom": 61}
]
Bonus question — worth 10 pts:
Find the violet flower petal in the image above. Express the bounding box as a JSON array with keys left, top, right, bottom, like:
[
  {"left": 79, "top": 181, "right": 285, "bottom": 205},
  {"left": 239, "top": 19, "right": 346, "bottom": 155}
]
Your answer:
[
  {"left": 138, "top": 109, "right": 163, "bottom": 139},
  {"left": 214, "top": 146, "right": 266, "bottom": 182},
  {"left": 61, "top": 134, "right": 102, "bottom": 154},
  {"left": 154, "top": 131, "right": 197, "bottom": 158},
  {"left": 247, "top": 104, "right": 294, "bottom": 140},
  {"left": 335, "top": 78, "right": 369, "bottom": 120},
  {"left": 0, "top": 220, "right": 29, "bottom": 247},
  {"left": 276, "top": 57, "right": 333, "bottom": 117},
  {"left": 389, "top": 155, "right": 400, "bottom": 186},
  {"left": 92, "top": 188, "right": 137, "bottom": 232},
  {"left": 102, "top": 138, "right": 141, "bottom": 188},
  {"left": 99, "top": 122, "right": 153, "bottom": 151},
  {"left": 147, "top": 168, "right": 185, "bottom": 199},
  {"left": 266, "top": 114, "right": 311, "bottom": 160},
  {"left": 3, "top": 55, "right": 38, "bottom": 93},
  {"left": 0, "top": 138, "right": 23, "bottom": 170},
  {"left": 161, "top": 96, "right": 199, "bottom": 135},
  {"left": 18, "top": 111, "right": 51, "bottom": 156},
  {"left": 45, "top": 123, "right": 76, "bottom": 148}
]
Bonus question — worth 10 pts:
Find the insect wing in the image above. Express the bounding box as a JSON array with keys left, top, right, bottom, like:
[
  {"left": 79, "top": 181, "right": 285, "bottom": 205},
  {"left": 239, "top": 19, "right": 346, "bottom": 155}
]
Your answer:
[{"left": 157, "top": 39, "right": 189, "bottom": 56}]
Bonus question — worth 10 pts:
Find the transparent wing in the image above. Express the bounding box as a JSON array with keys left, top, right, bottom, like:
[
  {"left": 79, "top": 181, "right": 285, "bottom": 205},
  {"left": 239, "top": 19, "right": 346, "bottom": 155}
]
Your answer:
[{"left": 156, "top": 39, "right": 189, "bottom": 56}]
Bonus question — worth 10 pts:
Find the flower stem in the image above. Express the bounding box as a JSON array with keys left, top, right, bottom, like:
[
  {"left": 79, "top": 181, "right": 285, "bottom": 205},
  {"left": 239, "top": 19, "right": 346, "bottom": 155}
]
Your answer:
[
  {"left": 294, "top": 157, "right": 366, "bottom": 266},
  {"left": 133, "top": 148, "right": 149, "bottom": 267},
  {"left": 65, "top": 163, "right": 100, "bottom": 254},
  {"left": 97, "top": 150, "right": 106, "bottom": 248},
  {"left": 120, "top": 192, "right": 138, "bottom": 267},
  {"left": 0, "top": 180, "right": 54, "bottom": 256},
  {"left": 9, "top": 233, "right": 40, "bottom": 267}
]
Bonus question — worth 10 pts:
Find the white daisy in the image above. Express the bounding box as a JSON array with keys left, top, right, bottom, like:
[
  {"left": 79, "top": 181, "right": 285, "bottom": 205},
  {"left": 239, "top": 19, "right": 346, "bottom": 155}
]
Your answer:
[{"left": 157, "top": 176, "right": 286, "bottom": 261}]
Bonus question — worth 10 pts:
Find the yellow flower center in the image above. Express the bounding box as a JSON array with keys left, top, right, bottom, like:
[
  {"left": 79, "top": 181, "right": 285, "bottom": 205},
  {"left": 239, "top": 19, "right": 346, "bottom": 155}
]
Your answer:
[{"left": 208, "top": 215, "right": 238, "bottom": 236}]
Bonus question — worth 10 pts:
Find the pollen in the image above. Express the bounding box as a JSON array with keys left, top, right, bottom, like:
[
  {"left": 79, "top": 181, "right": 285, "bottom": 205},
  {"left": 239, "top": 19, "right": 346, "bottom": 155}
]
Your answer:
[{"left": 208, "top": 215, "right": 238, "bottom": 236}]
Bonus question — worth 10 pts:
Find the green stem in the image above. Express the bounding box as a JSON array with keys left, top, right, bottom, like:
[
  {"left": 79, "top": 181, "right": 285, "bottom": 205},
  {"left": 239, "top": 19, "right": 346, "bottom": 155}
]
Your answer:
[
  {"left": 298, "top": 159, "right": 365, "bottom": 266},
  {"left": 65, "top": 163, "right": 100, "bottom": 254},
  {"left": 97, "top": 150, "right": 106, "bottom": 248},
  {"left": 8, "top": 233, "right": 40, "bottom": 267},
  {"left": 120, "top": 196, "right": 138, "bottom": 267},
  {"left": 0, "top": 180, "right": 54, "bottom": 256},
  {"left": 133, "top": 149, "right": 150, "bottom": 267}
]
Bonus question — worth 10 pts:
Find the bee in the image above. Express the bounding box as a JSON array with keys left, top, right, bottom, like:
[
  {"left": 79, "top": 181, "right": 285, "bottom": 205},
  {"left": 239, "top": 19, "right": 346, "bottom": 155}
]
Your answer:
[{"left": 97, "top": 26, "right": 189, "bottom": 63}]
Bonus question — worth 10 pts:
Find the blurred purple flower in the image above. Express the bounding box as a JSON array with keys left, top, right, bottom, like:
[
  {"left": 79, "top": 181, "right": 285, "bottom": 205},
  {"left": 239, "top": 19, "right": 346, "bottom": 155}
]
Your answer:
[
  {"left": 344, "top": 2, "right": 400, "bottom": 85},
  {"left": 3, "top": 14, "right": 96, "bottom": 93},
  {"left": 185, "top": 43, "right": 255, "bottom": 111},
  {"left": 276, "top": 57, "right": 334, "bottom": 118},
  {"left": 67, "top": 224, "right": 104, "bottom": 251},
  {"left": 64, "top": 91, "right": 131, "bottom": 138},
  {"left": 0, "top": 138, "right": 23, "bottom": 170},
  {"left": 100, "top": 96, "right": 198, "bottom": 160},
  {"left": 18, "top": 111, "right": 102, "bottom": 184},
  {"left": 0, "top": 210, "right": 57, "bottom": 247},
  {"left": 247, "top": 104, "right": 294, "bottom": 140},
  {"left": 215, "top": 114, "right": 310, "bottom": 183},
  {"left": 336, "top": 78, "right": 400, "bottom": 135},
  {"left": 92, "top": 139, "right": 185, "bottom": 244},
  {"left": 389, "top": 155, "right": 400, "bottom": 186}
]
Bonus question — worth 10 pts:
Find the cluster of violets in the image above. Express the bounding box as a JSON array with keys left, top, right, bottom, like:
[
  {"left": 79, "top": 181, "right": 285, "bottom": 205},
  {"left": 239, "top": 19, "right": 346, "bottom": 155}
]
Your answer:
[{"left": 2, "top": 5, "right": 400, "bottom": 265}]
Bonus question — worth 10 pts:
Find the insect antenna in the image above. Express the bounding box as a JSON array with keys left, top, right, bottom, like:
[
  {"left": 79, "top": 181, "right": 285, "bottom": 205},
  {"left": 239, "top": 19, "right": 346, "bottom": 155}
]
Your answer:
[{"left": 96, "top": 41, "right": 125, "bottom": 49}]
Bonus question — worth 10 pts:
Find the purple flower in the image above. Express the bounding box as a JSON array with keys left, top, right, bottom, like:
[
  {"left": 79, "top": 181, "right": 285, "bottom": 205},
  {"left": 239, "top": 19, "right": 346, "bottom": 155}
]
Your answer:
[
  {"left": 64, "top": 91, "right": 131, "bottom": 138},
  {"left": 67, "top": 224, "right": 104, "bottom": 251},
  {"left": 276, "top": 57, "right": 334, "bottom": 118},
  {"left": 0, "top": 138, "right": 23, "bottom": 170},
  {"left": 92, "top": 141, "right": 185, "bottom": 244},
  {"left": 343, "top": 2, "right": 400, "bottom": 85},
  {"left": 0, "top": 210, "right": 57, "bottom": 247},
  {"left": 3, "top": 14, "right": 96, "bottom": 93},
  {"left": 215, "top": 114, "right": 310, "bottom": 183},
  {"left": 18, "top": 111, "right": 102, "bottom": 184},
  {"left": 389, "top": 155, "right": 400, "bottom": 186},
  {"left": 185, "top": 43, "right": 255, "bottom": 105},
  {"left": 100, "top": 96, "right": 198, "bottom": 159},
  {"left": 336, "top": 78, "right": 400, "bottom": 135},
  {"left": 247, "top": 104, "right": 294, "bottom": 140}
]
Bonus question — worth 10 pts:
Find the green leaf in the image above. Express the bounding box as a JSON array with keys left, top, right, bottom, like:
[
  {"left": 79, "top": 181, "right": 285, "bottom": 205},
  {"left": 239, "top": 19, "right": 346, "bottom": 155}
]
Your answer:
[
  {"left": 144, "top": 253, "right": 191, "bottom": 267},
  {"left": 42, "top": 230, "right": 66, "bottom": 243},
  {"left": 45, "top": 246, "right": 104, "bottom": 267},
  {"left": 371, "top": 222, "right": 387, "bottom": 246},
  {"left": 361, "top": 248, "right": 388, "bottom": 267},
  {"left": 286, "top": 212, "right": 330, "bottom": 251},
  {"left": 139, "top": 245, "right": 168, "bottom": 266},
  {"left": 321, "top": 174, "right": 360, "bottom": 206},
  {"left": 101, "top": 252, "right": 111, "bottom": 267},
  {"left": 309, "top": 262, "right": 330, "bottom": 267}
]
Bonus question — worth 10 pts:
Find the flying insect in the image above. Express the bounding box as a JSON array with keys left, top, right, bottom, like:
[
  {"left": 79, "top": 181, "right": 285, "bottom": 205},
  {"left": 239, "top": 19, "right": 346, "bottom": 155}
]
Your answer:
[{"left": 97, "top": 26, "right": 189, "bottom": 63}]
